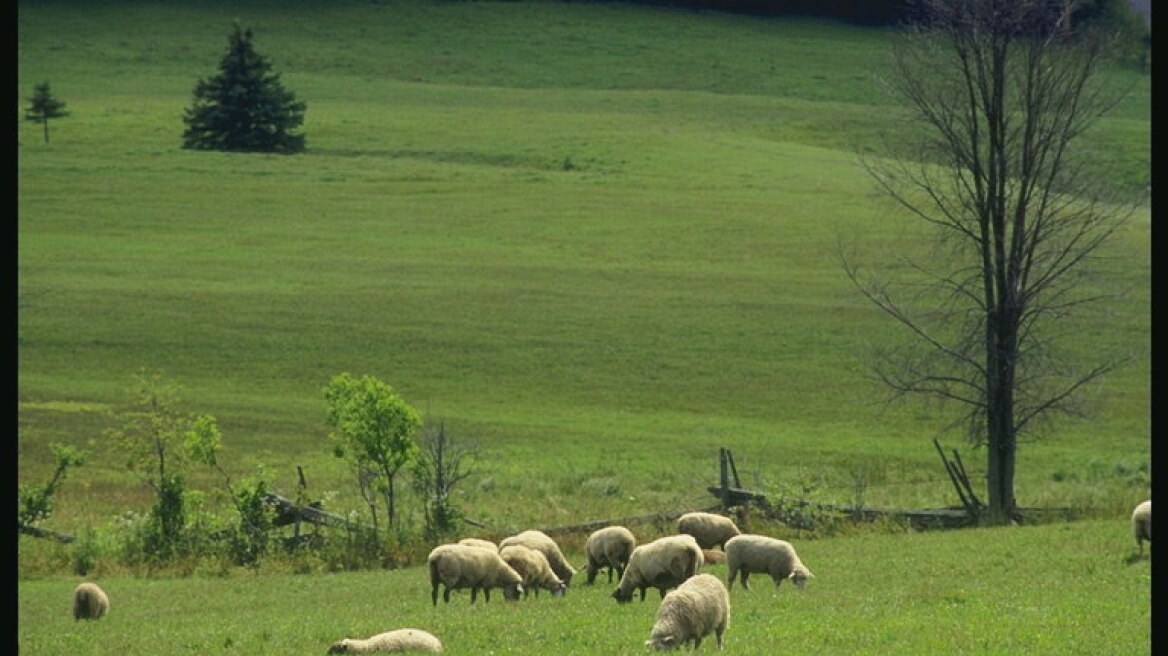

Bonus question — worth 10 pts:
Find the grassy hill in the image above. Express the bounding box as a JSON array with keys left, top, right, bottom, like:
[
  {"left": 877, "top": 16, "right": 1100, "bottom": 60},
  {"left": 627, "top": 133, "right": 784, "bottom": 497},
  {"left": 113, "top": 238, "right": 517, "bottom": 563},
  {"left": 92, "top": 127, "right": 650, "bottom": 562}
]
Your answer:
[{"left": 19, "top": 0, "right": 1149, "bottom": 553}]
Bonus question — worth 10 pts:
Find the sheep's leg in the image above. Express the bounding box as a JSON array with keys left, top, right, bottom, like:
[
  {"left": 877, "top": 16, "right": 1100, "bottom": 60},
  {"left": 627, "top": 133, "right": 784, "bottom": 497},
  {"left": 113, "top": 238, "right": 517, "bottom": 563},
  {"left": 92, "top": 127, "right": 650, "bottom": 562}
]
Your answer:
[
  {"left": 443, "top": 586, "right": 452, "bottom": 604},
  {"left": 716, "top": 625, "right": 725, "bottom": 650},
  {"left": 740, "top": 572, "right": 751, "bottom": 590},
  {"left": 483, "top": 587, "right": 491, "bottom": 603},
  {"left": 639, "top": 586, "right": 647, "bottom": 602},
  {"left": 470, "top": 587, "right": 479, "bottom": 604},
  {"left": 431, "top": 584, "right": 439, "bottom": 606}
]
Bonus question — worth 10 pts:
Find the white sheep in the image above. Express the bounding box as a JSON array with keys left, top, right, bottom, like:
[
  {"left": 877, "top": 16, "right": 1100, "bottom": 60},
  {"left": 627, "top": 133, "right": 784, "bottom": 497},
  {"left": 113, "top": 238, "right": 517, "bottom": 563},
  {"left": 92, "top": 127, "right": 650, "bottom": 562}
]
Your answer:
[
  {"left": 612, "top": 534, "right": 704, "bottom": 603},
  {"left": 585, "top": 525, "right": 637, "bottom": 584},
  {"left": 72, "top": 582, "right": 110, "bottom": 620},
  {"left": 724, "top": 534, "right": 813, "bottom": 591},
  {"left": 327, "top": 628, "right": 444, "bottom": 653},
  {"left": 457, "top": 538, "right": 498, "bottom": 551},
  {"left": 499, "top": 544, "right": 567, "bottom": 598},
  {"left": 677, "top": 511, "right": 741, "bottom": 550},
  {"left": 1132, "top": 500, "right": 1151, "bottom": 556},
  {"left": 427, "top": 544, "right": 524, "bottom": 606},
  {"left": 498, "top": 530, "right": 577, "bottom": 586},
  {"left": 645, "top": 573, "right": 730, "bottom": 651}
]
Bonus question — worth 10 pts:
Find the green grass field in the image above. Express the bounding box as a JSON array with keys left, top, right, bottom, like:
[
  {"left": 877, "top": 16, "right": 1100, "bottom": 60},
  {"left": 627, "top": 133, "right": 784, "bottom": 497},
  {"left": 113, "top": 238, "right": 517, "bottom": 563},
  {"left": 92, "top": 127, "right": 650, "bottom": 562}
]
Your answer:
[
  {"left": 19, "top": 520, "right": 1151, "bottom": 654},
  {"left": 19, "top": 0, "right": 1150, "bottom": 650}
]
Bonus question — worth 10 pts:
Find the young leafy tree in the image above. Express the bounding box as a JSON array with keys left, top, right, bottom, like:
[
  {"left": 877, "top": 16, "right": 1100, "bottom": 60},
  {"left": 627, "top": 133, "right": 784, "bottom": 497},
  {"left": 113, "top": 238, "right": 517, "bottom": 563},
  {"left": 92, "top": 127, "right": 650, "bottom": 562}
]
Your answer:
[
  {"left": 105, "top": 369, "right": 224, "bottom": 561},
  {"left": 18, "top": 443, "right": 85, "bottom": 536},
  {"left": 846, "top": 0, "right": 1137, "bottom": 524},
  {"left": 182, "top": 21, "right": 307, "bottom": 153},
  {"left": 24, "top": 82, "right": 70, "bottom": 144},
  {"left": 324, "top": 373, "right": 421, "bottom": 538}
]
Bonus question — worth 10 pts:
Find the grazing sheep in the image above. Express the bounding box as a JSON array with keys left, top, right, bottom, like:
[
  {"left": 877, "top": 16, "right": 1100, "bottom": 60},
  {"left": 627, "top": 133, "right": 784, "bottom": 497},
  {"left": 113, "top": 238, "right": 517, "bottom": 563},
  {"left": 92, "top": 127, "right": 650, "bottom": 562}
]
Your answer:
[
  {"left": 327, "top": 628, "right": 444, "bottom": 653},
  {"left": 498, "top": 530, "right": 577, "bottom": 586},
  {"left": 701, "top": 549, "right": 726, "bottom": 565},
  {"left": 457, "top": 538, "right": 498, "bottom": 551},
  {"left": 585, "top": 525, "right": 637, "bottom": 584},
  {"left": 72, "top": 582, "right": 110, "bottom": 620},
  {"left": 427, "top": 544, "right": 524, "bottom": 606},
  {"left": 677, "top": 512, "right": 741, "bottom": 550},
  {"left": 612, "top": 534, "right": 704, "bottom": 603},
  {"left": 1132, "top": 500, "right": 1151, "bottom": 556},
  {"left": 645, "top": 573, "right": 729, "bottom": 651},
  {"left": 499, "top": 544, "right": 567, "bottom": 598},
  {"left": 724, "top": 534, "right": 814, "bottom": 591}
]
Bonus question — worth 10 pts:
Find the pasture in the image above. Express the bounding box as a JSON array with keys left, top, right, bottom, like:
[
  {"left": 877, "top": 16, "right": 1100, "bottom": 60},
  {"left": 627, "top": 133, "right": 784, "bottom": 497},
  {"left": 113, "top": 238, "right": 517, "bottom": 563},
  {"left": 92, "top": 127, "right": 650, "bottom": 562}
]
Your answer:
[
  {"left": 19, "top": 0, "right": 1149, "bottom": 529},
  {"left": 19, "top": 1, "right": 1149, "bottom": 650},
  {"left": 18, "top": 519, "right": 1152, "bottom": 654}
]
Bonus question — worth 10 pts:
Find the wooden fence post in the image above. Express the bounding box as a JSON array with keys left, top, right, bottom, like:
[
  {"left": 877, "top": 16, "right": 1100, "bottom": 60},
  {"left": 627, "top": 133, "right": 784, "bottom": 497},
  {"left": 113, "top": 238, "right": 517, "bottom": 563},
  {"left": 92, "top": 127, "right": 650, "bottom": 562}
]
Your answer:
[{"left": 719, "top": 448, "right": 730, "bottom": 512}]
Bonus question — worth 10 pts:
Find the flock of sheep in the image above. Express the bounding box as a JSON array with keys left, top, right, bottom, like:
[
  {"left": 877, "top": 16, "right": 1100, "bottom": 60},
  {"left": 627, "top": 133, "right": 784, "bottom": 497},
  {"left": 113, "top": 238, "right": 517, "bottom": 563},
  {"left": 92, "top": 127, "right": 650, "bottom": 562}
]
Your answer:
[
  {"left": 68, "top": 501, "right": 1152, "bottom": 652},
  {"left": 389, "top": 510, "right": 815, "bottom": 652}
]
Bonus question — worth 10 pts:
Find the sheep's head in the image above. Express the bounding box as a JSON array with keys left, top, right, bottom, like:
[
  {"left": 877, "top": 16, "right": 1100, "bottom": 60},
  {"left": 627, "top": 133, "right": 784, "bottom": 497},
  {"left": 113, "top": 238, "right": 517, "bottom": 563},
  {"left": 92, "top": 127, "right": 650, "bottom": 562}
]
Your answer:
[
  {"left": 790, "top": 566, "right": 814, "bottom": 590},
  {"left": 548, "top": 581, "right": 567, "bottom": 597},
  {"left": 645, "top": 635, "right": 679, "bottom": 650},
  {"left": 327, "top": 639, "right": 353, "bottom": 654},
  {"left": 502, "top": 582, "right": 524, "bottom": 601},
  {"left": 611, "top": 587, "right": 634, "bottom": 604}
]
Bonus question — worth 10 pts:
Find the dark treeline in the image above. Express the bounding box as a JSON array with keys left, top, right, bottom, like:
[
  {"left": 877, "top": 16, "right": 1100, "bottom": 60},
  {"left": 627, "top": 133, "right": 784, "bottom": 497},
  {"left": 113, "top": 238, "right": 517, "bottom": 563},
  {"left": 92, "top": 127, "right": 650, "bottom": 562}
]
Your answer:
[
  {"left": 562, "top": 0, "right": 1148, "bottom": 29},
  {"left": 568, "top": 0, "right": 910, "bottom": 25}
]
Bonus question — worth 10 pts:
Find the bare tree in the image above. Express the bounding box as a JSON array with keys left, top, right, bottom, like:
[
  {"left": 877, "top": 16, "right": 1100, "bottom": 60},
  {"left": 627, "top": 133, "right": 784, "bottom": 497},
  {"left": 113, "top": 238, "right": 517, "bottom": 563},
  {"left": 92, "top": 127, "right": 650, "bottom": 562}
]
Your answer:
[
  {"left": 411, "top": 420, "right": 480, "bottom": 541},
  {"left": 845, "top": 0, "right": 1139, "bottom": 524}
]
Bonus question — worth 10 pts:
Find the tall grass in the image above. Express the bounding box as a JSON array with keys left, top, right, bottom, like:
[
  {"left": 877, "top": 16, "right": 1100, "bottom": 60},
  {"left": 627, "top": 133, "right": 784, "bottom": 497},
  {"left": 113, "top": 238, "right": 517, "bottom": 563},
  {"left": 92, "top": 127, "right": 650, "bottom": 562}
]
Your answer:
[{"left": 19, "top": 0, "right": 1149, "bottom": 571}]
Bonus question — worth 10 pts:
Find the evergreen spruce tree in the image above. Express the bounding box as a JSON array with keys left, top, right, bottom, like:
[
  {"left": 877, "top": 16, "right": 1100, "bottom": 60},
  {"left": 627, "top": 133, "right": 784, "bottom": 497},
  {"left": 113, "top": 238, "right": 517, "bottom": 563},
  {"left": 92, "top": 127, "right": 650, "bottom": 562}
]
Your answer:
[
  {"left": 24, "top": 82, "right": 70, "bottom": 144},
  {"left": 182, "top": 22, "right": 307, "bottom": 154}
]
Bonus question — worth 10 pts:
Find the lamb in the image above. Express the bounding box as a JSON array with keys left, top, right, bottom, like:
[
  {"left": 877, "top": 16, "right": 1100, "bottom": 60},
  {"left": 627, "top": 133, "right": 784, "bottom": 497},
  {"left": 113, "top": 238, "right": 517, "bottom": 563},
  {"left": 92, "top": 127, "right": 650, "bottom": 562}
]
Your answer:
[
  {"left": 677, "top": 511, "right": 741, "bottom": 550},
  {"left": 457, "top": 538, "right": 498, "bottom": 551},
  {"left": 499, "top": 544, "right": 567, "bottom": 598},
  {"left": 498, "top": 530, "right": 577, "bottom": 586},
  {"left": 612, "top": 534, "right": 704, "bottom": 603},
  {"left": 645, "top": 573, "right": 729, "bottom": 651},
  {"left": 584, "top": 525, "right": 637, "bottom": 584},
  {"left": 327, "top": 628, "right": 444, "bottom": 653},
  {"left": 724, "top": 534, "right": 814, "bottom": 591},
  {"left": 72, "top": 582, "right": 110, "bottom": 620},
  {"left": 427, "top": 543, "right": 524, "bottom": 606},
  {"left": 1132, "top": 500, "right": 1151, "bottom": 556}
]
